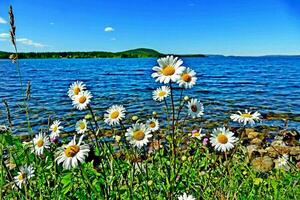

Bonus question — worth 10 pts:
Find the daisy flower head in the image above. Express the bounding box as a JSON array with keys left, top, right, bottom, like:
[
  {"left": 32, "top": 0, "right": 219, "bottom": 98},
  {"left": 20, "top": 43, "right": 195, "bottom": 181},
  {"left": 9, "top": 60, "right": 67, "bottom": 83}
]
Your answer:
[
  {"left": 50, "top": 120, "right": 63, "bottom": 136},
  {"left": 0, "top": 124, "right": 8, "bottom": 132},
  {"left": 187, "top": 98, "right": 204, "bottom": 118},
  {"left": 152, "top": 86, "right": 170, "bottom": 102},
  {"left": 56, "top": 135, "right": 90, "bottom": 170},
  {"left": 191, "top": 128, "right": 204, "bottom": 140},
  {"left": 125, "top": 123, "right": 152, "bottom": 148},
  {"left": 178, "top": 193, "right": 196, "bottom": 200},
  {"left": 14, "top": 165, "right": 34, "bottom": 188},
  {"left": 104, "top": 105, "right": 126, "bottom": 126},
  {"left": 210, "top": 127, "right": 238, "bottom": 152},
  {"left": 275, "top": 154, "right": 289, "bottom": 170},
  {"left": 68, "top": 81, "right": 86, "bottom": 98},
  {"left": 151, "top": 55, "right": 185, "bottom": 84},
  {"left": 230, "top": 109, "right": 261, "bottom": 125},
  {"left": 32, "top": 132, "right": 50, "bottom": 156},
  {"left": 146, "top": 118, "right": 159, "bottom": 132},
  {"left": 72, "top": 90, "right": 92, "bottom": 110},
  {"left": 76, "top": 119, "right": 88, "bottom": 134},
  {"left": 177, "top": 67, "right": 197, "bottom": 89}
]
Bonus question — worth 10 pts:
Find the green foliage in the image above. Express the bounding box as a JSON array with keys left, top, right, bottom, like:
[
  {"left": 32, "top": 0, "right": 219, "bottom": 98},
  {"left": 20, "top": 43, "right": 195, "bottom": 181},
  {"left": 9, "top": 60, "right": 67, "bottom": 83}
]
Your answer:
[{"left": 0, "top": 48, "right": 206, "bottom": 59}]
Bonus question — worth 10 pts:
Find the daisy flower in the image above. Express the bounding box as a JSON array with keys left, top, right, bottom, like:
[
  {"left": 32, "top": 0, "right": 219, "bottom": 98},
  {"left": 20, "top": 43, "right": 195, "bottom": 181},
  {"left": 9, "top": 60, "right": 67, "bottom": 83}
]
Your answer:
[
  {"left": 32, "top": 132, "right": 50, "bottom": 155},
  {"left": 187, "top": 98, "right": 204, "bottom": 118},
  {"left": 275, "top": 154, "right": 289, "bottom": 170},
  {"left": 68, "top": 81, "right": 86, "bottom": 98},
  {"left": 151, "top": 55, "right": 185, "bottom": 84},
  {"left": 152, "top": 86, "right": 170, "bottom": 102},
  {"left": 146, "top": 118, "right": 159, "bottom": 132},
  {"left": 0, "top": 125, "right": 8, "bottom": 132},
  {"left": 72, "top": 90, "right": 92, "bottom": 110},
  {"left": 49, "top": 120, "right": 63, "bottom": 138},
  {"left": 14, "top": 165, "right": 34, "bottom": 188},
  {"left": 191, "top": 128, "right": 204, "bottom": 140},
  {"left": 76, "top": 119, "right": 88, "bottom": 134},
  {"left": 56, "top": 135, "right": 90, "bottom": 170},
  {"left": 177, "top": 67, "right": 197, "bottom": 89},
  {"left": 104, "top": 105, "right": 126, "bottom": 126},
  {"left": 230, "top": 109, "right": 261, "bottom": 125},
  {"left": 125, "top": 123, "right": 152, "bottom": 148},
  {"left": 210, "top": 127, "right": 238, "bottom": 152},
  {"left": 178, "top": 193, "right": 196, "bottom": 200}
]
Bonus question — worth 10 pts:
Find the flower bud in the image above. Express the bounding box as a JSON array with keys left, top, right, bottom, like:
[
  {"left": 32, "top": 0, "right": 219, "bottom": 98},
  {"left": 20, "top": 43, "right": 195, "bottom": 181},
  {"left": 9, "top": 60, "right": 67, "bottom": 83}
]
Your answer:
[
  {"left": 181, "top": 155, "right": 187, "bottom": 161},
  {"left": 85, "top": 114, "right": 92, "bottom": 120},
  {"left": 152, "top": 111, "right": 157, "bottom": 117},
  {"left": 184, "top": 96, "right": 189, "bottom": 101},
  {"left": 147, "top": 180, "right": 153, "bottom": 186},
  {"left": 132, "top": 116, "right": 138, "bottom": 121},
  {"left": 114, "top": 135, "right": 121, "bottom": 143}
]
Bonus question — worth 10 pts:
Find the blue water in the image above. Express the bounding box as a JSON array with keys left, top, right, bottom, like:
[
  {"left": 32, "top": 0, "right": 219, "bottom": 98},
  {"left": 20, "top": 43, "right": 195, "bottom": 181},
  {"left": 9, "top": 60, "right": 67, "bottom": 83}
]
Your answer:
[{"left": 1, "top": 56, "right": 300, "bottom": 134}]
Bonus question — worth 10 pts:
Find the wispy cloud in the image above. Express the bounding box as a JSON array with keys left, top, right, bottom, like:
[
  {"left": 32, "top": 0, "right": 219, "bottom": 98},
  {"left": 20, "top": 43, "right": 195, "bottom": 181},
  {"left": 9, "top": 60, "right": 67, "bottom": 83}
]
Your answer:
[
  {"left": 104, "top": 26, "right": 114, "bottom": 32},
  {"left": 16, "top": 38, "right": 46, "bottom": 48},
  {"left": 0, "top": 32, "right": 46, "bottom": 48},
  {"left": 110, "top": 37, "right": 116, "bottom": 41},
  {"left": 0, "top": 33, "right": 9, "bottom": 38},
  {"left": 0, "top": 17, "right": 7, "bottom": 24},
  {"left": 50, "top": 22, "right": 55, "bottom": 25}
]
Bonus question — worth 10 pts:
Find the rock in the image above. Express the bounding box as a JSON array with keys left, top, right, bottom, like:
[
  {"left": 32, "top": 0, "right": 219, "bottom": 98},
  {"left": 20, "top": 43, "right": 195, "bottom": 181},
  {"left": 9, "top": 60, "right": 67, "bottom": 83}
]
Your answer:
[
  {"left": 247, "top": 145, "right": 258, "bottom": 159},
  {"left": 251, "top": 138, "right": 263, "bottom": 146},
  {"left": 271, "top": 140, "right": 285, "bottom": 146},
  {"left": 247, "top": 131, "right": 260, "bottom": 139},
  {"left": 245, "top": 128, "right": 255, "bottom": 135},
  {"left": 251, "top": 156, "right": 274, "bottom": 172},
  {"left": 289, "top": 146, "right": 300, "bottom": 155},
  {"left": 266, "top": 145, "right": 290, "bottom": 158}
]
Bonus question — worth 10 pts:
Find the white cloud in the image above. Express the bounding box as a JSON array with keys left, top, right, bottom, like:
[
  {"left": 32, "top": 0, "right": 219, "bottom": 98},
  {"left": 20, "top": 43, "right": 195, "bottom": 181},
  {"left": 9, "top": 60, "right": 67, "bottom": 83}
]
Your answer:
[
  {"left": 0, "top": 33, "right": 46, "bottom": 48},
  {"left": 104, "top": 26, "right": 114, "bottom": 32},
  {"left": 0, "top": 33, "right": 9, "bottom": 38},
  {"left": 110, "top": 38, "right": 116, "bottom": 41},
  {"left": 50, "top": 22, "right": 55, "bottom": 25},
  {"left": 0, "top": 17, "right": 7, "bottom": 24},
  {"left": 16, "top": 38, "right": 45, "bottom": 48}
]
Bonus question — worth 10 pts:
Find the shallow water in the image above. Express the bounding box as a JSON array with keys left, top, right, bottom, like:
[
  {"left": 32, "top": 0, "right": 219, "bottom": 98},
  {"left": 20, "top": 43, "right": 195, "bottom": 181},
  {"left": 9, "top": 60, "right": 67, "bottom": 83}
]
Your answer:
[{"left": 0, "top": 56, "right": 300, "bottom": 134}]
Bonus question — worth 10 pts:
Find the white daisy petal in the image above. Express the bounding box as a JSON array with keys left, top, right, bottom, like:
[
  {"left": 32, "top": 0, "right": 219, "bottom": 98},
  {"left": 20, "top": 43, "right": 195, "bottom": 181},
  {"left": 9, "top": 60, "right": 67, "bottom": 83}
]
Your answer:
[
  {"left": 104, "top": 105, "right": 126, "bottom": 126},
  {"left": 210, "top": 127, "right": 238, "bottom": 152},
  {"left": 151, "top": 55, "right": 185, "bottom": 84},
  {"left": 56, "top": 135, "right": 90, "bottom": 170}
]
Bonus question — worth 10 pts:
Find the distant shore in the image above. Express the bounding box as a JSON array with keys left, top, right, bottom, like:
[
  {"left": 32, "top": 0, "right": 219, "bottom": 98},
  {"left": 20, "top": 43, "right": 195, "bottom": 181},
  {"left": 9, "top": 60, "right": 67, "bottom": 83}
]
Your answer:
[{"left": 0, "top": 48, "right": 206, "bottom": 59}]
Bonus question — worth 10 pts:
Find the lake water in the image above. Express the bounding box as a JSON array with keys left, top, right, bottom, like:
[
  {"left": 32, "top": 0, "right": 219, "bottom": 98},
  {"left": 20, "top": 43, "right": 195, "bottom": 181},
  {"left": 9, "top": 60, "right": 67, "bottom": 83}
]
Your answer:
[{"left": 1, "top": 56, "right": 300, "bottom": 134}]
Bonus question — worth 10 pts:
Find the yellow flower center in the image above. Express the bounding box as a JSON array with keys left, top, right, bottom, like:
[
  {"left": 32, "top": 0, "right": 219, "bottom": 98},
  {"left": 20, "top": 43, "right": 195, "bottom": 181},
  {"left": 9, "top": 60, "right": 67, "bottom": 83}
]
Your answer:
[
  {"left": 133, "top": 130, "right": 145, "bottom": 141},
  {"left": 79, "top": 96, "right": 87, "bottom": 104},
  {"left": 79, "top": 122, "right": 86, "bottom": 129},
  {"left": 241, "top": 113, "right": 252, "bottom": 118},
  {"left": 53, "top": 126, "right": 58, "bottom": 132},
  {"left": 18, "top": 173, "right": 25, "bottom": 181},
  {"left": 217, "top": 134, "right": 228, "bottom": 144},
  {"left": 193, "top": 132, "right": 200, "bottom": 137},
  {"left": 191, "top": 105, "right": 198, "bottom": 112},
  {"left": 110, "top": 111, "right": 120, "bottom": 119},
  {"left": 73, "top": 86, "right": 80, "bottom": 95},
  {"left": 65, "top": 145, "right": 80, "bottom": 157},
  {"left": 162, "top": 65, "right": 175, "bottom": 76},
  {"left": 158, "top": 91, "right": 166, "bottom": 97},
  {"left": 36, "top": 139, "right": 44, "bottom": 147},
  {"left": 149, "top": 121, "right": 156, "bottom": 128},
  {"left": 182, "top": 73, "right": 192, "bottom": 82}
]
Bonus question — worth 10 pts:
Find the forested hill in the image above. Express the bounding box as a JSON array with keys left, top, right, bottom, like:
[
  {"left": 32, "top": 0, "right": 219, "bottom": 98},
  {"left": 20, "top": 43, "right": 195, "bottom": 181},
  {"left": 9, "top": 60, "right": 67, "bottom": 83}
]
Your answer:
[{"left": 0, "top": 48, "right": 206, "bottom": 59}]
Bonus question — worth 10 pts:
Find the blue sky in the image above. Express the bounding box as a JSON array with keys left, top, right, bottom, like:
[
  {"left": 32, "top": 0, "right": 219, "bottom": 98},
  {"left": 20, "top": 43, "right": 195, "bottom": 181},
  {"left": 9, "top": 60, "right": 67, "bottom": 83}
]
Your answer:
[{"left": 0, "top": 0, "right": 300, "bottom": 56}]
